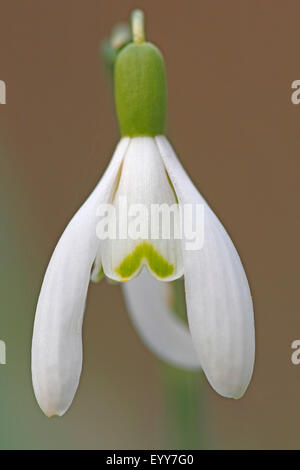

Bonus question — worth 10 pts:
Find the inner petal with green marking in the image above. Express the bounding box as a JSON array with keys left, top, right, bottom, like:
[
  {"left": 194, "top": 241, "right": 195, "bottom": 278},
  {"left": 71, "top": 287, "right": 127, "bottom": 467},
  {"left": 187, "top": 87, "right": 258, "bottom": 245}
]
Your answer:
[
  {"left": 100, "top": 136, "right": 184, "bottom": 283},
  {"left": 115, "top": 241, "right": 174, "bottom": 280}
]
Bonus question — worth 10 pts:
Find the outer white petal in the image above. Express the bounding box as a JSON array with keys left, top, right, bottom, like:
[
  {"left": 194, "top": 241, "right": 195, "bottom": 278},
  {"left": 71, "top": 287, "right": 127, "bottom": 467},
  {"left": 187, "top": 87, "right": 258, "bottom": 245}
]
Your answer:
[
  {"left": 122, "top": 268, "right": 201, "bottom": 369},
  {"left": 32, "top": 138, "right": 130, "bottom": 417},
  {"left": 156, "top": 136, "right": 255, "bottom": 399},
  {"left": 101, "top": 137, "right": 183, "bottom": 282}
]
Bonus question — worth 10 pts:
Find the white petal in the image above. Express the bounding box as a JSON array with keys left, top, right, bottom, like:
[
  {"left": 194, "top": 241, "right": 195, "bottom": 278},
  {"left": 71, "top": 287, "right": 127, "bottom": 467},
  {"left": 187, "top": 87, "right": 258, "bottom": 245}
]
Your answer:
[
  {"left": 101, "top": 137, "right": 183, "bottom": 282},
  {"left": 32, "top": 137, "right": 130, "bottom": 416},
  {"left": 122, "top": 268, "right": 201, "bottom": 369},
  {"left": 156, "top": 136, "right": 255, "bottom": 399}
]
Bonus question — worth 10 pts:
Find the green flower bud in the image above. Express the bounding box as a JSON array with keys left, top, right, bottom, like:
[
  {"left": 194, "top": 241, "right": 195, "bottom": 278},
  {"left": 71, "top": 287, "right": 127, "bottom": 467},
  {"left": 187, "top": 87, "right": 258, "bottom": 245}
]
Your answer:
[{"left": 114, "top": 10, "right": 167, "bottom": 137}]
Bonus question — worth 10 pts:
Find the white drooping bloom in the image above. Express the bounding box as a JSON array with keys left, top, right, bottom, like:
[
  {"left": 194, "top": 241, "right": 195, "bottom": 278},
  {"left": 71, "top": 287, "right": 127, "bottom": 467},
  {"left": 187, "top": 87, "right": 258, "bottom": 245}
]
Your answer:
[
  {"left": 32, "top": 9, "right": 255, "bottom": 417},
  {"left": 32, "top": 136, "right": 255, "bottom": 417}
]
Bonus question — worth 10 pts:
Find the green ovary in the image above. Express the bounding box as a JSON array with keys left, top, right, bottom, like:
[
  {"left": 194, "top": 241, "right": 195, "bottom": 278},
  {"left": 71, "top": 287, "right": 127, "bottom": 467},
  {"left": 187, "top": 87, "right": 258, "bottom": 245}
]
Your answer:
[
  {"left": 114, "top": 42, "right": 167, "bottom": 137},
  {"left": 115, "top": 242, "right": 174, "bottom": 279}
]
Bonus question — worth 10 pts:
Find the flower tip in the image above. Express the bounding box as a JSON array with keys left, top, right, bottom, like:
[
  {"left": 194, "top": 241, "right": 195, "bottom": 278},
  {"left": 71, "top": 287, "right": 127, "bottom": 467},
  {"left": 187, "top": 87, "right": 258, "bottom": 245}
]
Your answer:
[
  {"left": 214, "top": 382, "right": 249, "bottom": 400},
  {"left": 232, "top": 388, "right": 247, "bottom": 400},
  {"left": 45, "top": 413, "right": 58, "bottom": 418},
  {"left": 44, "top": 408, "right": 66, "bottom": 418},
  {"left": 35, "top": 395, "right": 69, "bottom": 418},
  {"left": 233, "top": 394, "right": 243, "bottom": 401},
  {"left": 204, "top": 367, "right": 252, "bottom": 400}
]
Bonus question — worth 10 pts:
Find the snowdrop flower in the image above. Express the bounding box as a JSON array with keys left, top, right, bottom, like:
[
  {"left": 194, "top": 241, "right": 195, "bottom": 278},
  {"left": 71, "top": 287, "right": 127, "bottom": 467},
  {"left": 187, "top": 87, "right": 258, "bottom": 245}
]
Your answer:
[{"left": 32, "top": 10, "right": 255, "bottom": 417}]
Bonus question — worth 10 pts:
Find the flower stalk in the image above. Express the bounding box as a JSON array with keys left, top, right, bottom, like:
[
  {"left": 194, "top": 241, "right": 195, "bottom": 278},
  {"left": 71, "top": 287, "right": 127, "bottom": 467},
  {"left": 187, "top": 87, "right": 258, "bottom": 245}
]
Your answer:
[
  {"left": 132, "top": 9, "right": 146, "bottom": 44},
  {"left": 161, "top": 279, "right": 208, "bottom": 448}
]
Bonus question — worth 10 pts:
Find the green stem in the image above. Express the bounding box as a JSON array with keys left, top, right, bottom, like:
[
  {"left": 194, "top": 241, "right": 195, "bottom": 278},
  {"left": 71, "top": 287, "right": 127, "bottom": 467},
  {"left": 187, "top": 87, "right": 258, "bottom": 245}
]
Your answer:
[{"left": 161, "top": 279, "right": 209, "bottom": 449}]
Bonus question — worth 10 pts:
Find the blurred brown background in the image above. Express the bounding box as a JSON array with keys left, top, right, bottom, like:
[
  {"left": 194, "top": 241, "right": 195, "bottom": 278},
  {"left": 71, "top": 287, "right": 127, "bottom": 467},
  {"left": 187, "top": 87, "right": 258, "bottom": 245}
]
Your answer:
[{"left": 0, "top": 0, "right": 299, "bottom": 449}]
